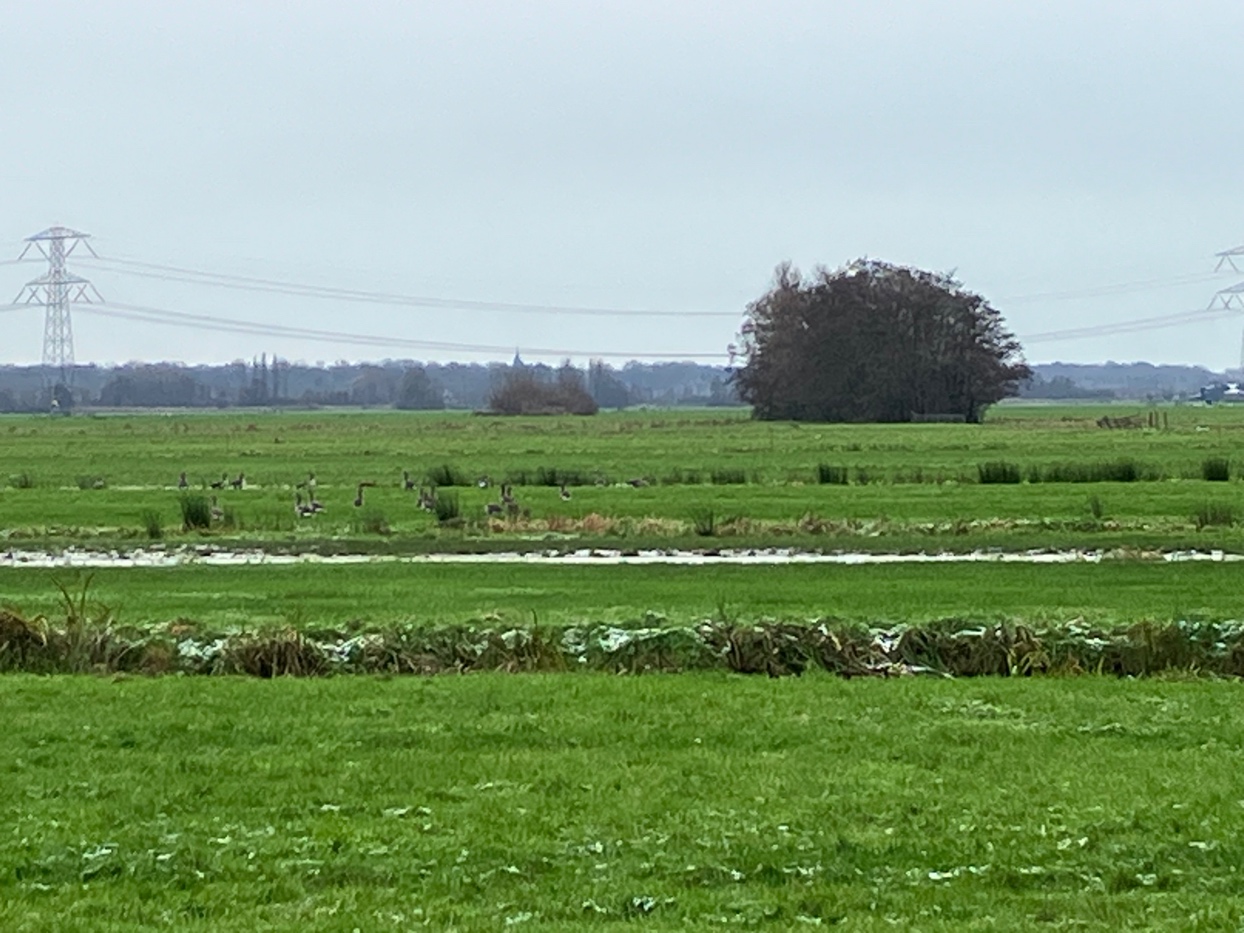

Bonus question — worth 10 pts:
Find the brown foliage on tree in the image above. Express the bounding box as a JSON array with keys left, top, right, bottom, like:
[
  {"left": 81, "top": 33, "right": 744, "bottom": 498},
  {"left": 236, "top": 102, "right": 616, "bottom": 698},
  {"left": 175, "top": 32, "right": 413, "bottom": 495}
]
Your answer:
[{"left": 731, "top": 260, "right": 1030, "bottom": 423}]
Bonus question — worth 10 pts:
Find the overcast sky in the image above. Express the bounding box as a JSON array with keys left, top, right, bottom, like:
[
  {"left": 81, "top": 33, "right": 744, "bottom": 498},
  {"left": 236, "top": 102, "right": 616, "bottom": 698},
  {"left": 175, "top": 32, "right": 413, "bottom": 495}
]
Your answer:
[{"left": 2, "top": 0, "right": 1243, "bottom": 369}]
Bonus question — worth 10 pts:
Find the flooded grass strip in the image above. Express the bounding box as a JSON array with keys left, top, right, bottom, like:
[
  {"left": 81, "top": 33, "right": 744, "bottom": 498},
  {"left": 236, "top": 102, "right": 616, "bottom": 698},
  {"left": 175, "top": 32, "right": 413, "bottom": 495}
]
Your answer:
[{"left": 2, "top": 545, "right": 1244, "bottom": 569}]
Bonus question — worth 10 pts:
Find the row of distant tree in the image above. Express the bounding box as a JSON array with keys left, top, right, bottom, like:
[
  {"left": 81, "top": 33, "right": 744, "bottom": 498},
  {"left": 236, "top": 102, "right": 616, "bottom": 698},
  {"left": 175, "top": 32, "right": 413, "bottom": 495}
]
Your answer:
[{"left": 0, "top": 358, "right": 740, "bottom": 412}]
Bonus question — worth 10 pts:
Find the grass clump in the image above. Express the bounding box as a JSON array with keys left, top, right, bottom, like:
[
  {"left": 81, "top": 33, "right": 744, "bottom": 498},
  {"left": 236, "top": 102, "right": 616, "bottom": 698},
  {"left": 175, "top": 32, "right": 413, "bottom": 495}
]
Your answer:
[
  {"left": 1034, "top": 459, "right": 1146, "bottom": 483},
  {"left": 533, "top": 466, "right": 586, "bottom": 487},
  {"left": 353, "top": 507, "right": 392, "bottom": 535},
  {"left": 816, "top": 463, "right": 849, "bottom": 485},
  {"left": 1087, "top": 494, "right": 1105, "bottom": 520},
  {"left": 1202, "top": 457, "right": 1231, "bottom": 482},
  {"left": 690, "top": 507, "right": 716, "bottom": 537},
  {"left": 1194, "top": 502, "right": 1237, "bottom": 529},
  {"left": 426, "top": 463, "right": 467, "bottom": 487},
  {"left": 9, "top": 472, "right": 34, "bottom": 489},
  {"left": 661, "top": 468, "right": 702, "bottom": 485},
  {"left": 139, "top": 509, "right": 163, "bottom": 540},
  {"left": 977, "top": 461, "right": 1021, "bottom": 484},
  {"left": 710, "top": 468, "right": 748, "bottom": 485},
  {"left": 178, "top": 494, "right": 212, "bottom": 531},
  {"left": 434, "top": 491, "right": 461, "bottom": 524}
]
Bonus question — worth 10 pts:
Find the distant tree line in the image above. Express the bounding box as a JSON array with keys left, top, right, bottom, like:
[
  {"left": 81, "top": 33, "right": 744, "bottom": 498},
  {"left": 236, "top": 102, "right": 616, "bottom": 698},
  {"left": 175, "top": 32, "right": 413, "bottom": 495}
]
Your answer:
[{"left": 0, "top": 358, "right": 741, "bottom": 412}]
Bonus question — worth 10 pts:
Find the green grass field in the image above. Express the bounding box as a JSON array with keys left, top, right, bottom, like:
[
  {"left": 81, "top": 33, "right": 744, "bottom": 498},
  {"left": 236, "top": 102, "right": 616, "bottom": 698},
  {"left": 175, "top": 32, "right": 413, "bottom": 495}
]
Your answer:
[
  {"left": 5, "top": 405, "right": 1244, "bottom": 928},
  {"left": 3, "top": 405, "right": 1244, "bottom": 552},
  {"left": 3, "top": 560, "right": 1242, "bottom": 631},
  {"left": 3, "top": 675, "right": 1244, "bottom": 930}
]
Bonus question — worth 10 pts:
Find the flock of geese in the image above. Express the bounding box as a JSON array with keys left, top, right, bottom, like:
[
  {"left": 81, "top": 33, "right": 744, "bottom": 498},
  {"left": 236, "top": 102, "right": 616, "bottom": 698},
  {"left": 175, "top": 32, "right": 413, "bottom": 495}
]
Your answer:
[{"left": 176, "top": 469, "right": 574, "bottom": 520}]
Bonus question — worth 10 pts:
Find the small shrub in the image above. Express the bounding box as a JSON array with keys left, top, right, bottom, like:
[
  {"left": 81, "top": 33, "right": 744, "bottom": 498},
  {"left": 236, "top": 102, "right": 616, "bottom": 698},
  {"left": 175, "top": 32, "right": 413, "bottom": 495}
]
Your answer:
[
  {"left": 691, "top": 507, "right": 716, "bottom": 536},
  {"left": 9, "top": 472, "right": 33, "bottom": 489},
  {"left": 140, "top": 509, "right": 163, "bottom": 540},
  {"left": 179, "top": 494, "right": 211, "bottom": 531},
  {"left": 434, "top": 491, "right": 461, "bottom": 524},
  {"left": 75, "top": 474, "right": 107, "bottom": 490},
  {"left": 1202, "top": 457, "right": 1231, "bottom": 482},
  {"left": 817, "top": 464, "right": 849, "bottom": 485},
  {"left": 1195, "top": 502, "right": 1237, "bottom": 529},
  {"left": 426, "top": 464, "right": 467, "bottom": 487},
  {"left": 710, "top": 468, "right": 747, "bottom": 485},
  {"left": 977, "top": 461, "right": 1020, "bottom": 484},
  {"left": 1038, "top": 460, "right": 1146, "bottom": 483}
]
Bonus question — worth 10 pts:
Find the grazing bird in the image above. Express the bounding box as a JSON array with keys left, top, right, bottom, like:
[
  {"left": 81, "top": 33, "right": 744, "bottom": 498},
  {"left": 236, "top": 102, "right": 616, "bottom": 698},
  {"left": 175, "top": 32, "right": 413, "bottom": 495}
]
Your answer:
[
  {"left": 501, "top": 484, "right": 516, "bottom": 506},
  {"left": 209, "top": 496, "right": 224, "bottom": 521},
  {"left": 209, "top": 473, "right": 227, "bottom": 490},
  {"left": 353, "top": 482, "right": 377, "bottom": 508},
  {"left": 559, "top": 483, "right": 571, "bottom": 501},
  {"left": 230, "top": 472, "right": 245, "bottom": 490},
  {"left": 309, "top": 494, "right": 326, "bottom": 514},
  {"left": 477, "top": 475, "right": 491, "bottom": 489},
  {"left": 294, "top": 492, "right": 316, "bottom": 518},
  {"left": 486, "top": 502, "right": 504, "bottom": 517},
  {"left": 402, "top": 470, "right": 417, "bottom": 492},
  {"left": 177, "top": 471, "right": 188, "bottom": 489},
  {"left": 626, "top": 477, "right": 647, "bottom": 488},
  {"left": 417, "top": 487, "right": 437, "bottom": 511}
]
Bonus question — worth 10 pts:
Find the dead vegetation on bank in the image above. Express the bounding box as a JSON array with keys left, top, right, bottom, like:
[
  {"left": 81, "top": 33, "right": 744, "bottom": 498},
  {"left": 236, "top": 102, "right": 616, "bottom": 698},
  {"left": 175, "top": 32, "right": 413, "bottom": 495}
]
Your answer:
[{"left": 4, "top": 585, "right": 1244, "bottom": 679}]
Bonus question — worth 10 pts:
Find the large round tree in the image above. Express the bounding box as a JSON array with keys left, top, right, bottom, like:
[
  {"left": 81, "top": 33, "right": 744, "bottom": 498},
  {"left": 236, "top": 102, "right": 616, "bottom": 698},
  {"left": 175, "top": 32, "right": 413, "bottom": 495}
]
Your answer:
[{"left": 731, "top": 260, "right": 1030, "bottom": 423}]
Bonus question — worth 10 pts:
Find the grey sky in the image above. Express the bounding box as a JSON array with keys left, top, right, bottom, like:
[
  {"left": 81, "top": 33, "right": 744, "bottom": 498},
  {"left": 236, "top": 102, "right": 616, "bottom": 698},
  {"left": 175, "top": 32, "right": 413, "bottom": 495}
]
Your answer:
[{"left": 2, "top": 1, "right": 1242, "bottom": 368}]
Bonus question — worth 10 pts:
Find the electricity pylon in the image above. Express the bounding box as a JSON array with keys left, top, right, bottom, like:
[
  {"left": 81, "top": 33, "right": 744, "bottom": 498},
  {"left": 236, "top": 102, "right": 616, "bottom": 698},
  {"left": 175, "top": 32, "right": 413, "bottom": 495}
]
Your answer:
[{"left": 15, "top": 226, "right": 103, "bottom": 388}]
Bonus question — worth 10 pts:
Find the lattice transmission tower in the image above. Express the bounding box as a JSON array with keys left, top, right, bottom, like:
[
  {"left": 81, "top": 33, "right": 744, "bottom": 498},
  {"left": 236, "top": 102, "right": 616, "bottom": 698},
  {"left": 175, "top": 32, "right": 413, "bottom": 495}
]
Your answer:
[
  {"left": 1209, "top": 245, "right": 1244, "bottom": 373},
  {"left": 14, "top": 226, "right": 103, "bottom": 388}
]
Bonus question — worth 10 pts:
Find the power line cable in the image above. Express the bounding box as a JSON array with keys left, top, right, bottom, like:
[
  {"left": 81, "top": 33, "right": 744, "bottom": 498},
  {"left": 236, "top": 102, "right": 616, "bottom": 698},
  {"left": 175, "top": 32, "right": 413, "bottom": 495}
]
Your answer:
[
  {"left": 82, "top": 255, "right": 739, "bottom": 319},
  {"left": 1021, "top": 307, "right": 1237, "bottom": 343},
  {"left": 81, "top": 301, "right": 730, "bottom": 361}
]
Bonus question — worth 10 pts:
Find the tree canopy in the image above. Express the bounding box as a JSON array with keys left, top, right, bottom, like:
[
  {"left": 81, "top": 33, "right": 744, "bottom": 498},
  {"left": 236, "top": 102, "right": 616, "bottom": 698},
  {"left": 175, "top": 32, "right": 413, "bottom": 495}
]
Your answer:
[{"left": 731, "top": 260, "right": 1030, "bottom": 423}]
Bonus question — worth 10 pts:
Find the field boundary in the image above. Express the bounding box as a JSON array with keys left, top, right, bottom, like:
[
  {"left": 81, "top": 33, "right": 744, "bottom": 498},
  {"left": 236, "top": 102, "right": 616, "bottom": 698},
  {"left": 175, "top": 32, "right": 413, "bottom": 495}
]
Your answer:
[{"left": 4, "top": 609, "right": 1244, "bottom": 679}]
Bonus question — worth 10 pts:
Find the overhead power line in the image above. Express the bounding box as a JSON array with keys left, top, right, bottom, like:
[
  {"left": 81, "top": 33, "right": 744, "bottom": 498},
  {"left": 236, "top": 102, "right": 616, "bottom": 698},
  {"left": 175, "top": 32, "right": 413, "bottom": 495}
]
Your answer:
[
  {"left": 79, "top": 301, "right": 730, "bottom": 361},
  {"left": 1021, "top": 307, "right": 1237, "bottom": 344},
  {"left": 82, "top": 255, "right": 739, "bottom": 319}
]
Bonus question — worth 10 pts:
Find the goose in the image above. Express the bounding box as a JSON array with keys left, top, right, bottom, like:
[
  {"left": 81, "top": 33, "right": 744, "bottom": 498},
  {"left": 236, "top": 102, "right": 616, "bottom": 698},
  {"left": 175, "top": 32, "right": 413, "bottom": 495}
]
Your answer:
[
  {"left": 417, "top": 487, "right": 437, "bottom": 511},
  {"left": 559, "top": 483, "right": 571, "bottom": 501},
  {"left": 626, "top": 477, "right": 647, "bottom": 488},
  {"left": 501, "top": 484, "right": 516, "bottom": 506},
  {"left": 294, "top": 492, "right": 316, "bottom": 518},
  {"left": 353, "top": 482, "right": 377, "bottom": 508},
  {"left": 209, "top": 473, "right": 227, "bottom": 490},
  {"left": 402, "top": 470, "right": 417, "bottom": 492},
  {"left": 209, "top": 496, "right": 225, "bottom": 521},
  {"left": 309, "top": 494, "right": 326, "bottom": 514},
  {"left": 177, "top": 471, "right": 188, "bottom": 489},
  {"left": 486, "top": 501, "right": 504, "bottom": 516},
  {"left": 477, "top": 475, "right": 491, "bottom": 489},
  {"left": 229, "top": 472, "right": 245, "bottom": 490}
]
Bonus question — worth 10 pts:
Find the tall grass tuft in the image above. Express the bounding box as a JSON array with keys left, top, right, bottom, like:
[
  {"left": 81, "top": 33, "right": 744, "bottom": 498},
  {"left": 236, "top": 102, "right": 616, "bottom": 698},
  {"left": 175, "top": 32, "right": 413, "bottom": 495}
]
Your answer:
[
  {"left": 140, "top": 509, "right": 163, "bottom": 540},
  {"left": 179, "top": 494, "right": 212, "bottom": 531},
  {"left": 1033, "top": 460, "right": 1146, "bottom": 483},
  {"left": 353, "top": 508, "right": 391, "bottom": 535},
  {"left": 426, "top": 463, "right": 467, "bottom": 487},
  {"left": 533, "top": 467, "right": 587, "bottom": 487},
  {"left": 1202, "top": 457, "right": 1231, "bottom": 482},
  {"left": 977, "top": 461, "right": 1021, "bottom": 484},
  {"left": 690, "top": 507, "right": 716, "bottom": 536},
  {"left": 817, "top": 464, "right": 849, "bottom": 485},
  {"left": 1087, "top": 495, "right": 1105, "bottom": 520},
  {"left": 9, "top": 472, "right": 33, "bottom": 489},
  {"left": 1195, "top": 502, "right": 1237, "bottom": 529},
  {"left": 661, "top": 468, "right": 702, "bottom": 485},
  {"left": 434, "top": 491, "right": 461, "bottom": 524},
  {"left": 710, "top": 468, "right": 747, "bottom": 485}
]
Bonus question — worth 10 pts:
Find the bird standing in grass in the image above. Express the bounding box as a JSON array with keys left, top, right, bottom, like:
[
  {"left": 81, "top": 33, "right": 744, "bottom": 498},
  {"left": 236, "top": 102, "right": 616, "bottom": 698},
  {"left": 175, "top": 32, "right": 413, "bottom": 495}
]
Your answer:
[
  {"left": 402, "top": 470, "right": 417, "bottom": 492},
  {"left": 354, "top": 482, "right": 377, "bottom": 508},
  {"left": 177, "top": 471, "right": 188, "bottom": 489},
  {"left": 209, "top": 473, "right": 226, "bottom": 490},
  {"left": 230, "top": 472, "right": 245, "bottom": 490},
  {"left": 559, "top": 483, "right": 571, "bottom": 501}
]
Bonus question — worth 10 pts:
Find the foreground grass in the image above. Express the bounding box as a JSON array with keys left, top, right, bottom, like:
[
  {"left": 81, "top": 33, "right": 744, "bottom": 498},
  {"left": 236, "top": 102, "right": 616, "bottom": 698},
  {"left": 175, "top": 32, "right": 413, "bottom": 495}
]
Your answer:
[
  {"left": 3, "top": 560, "right": 1243, "bottom": 630},
  {"left": 2, "top": 675, "right": 1243, "bottom": 930}
]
